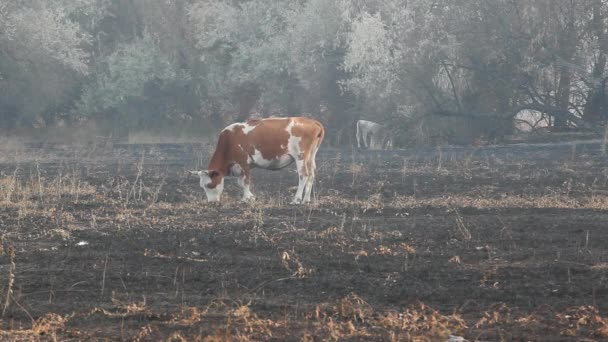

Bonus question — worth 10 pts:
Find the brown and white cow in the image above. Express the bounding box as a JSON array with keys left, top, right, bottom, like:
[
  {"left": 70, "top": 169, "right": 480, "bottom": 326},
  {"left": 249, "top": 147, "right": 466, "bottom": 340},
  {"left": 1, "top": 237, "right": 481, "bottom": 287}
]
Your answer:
[{"left": 190, "top": 117, "right": 324, "bottom": 204}]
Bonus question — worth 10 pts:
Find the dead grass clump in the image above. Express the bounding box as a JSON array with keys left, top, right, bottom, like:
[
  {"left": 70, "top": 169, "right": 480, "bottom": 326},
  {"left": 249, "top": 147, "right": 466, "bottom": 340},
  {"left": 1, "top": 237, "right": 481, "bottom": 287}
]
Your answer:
[
  {"left": 2, "top": 246, "right": 16, "bottom": 317},
  {"left": 132, "top": 325, "right": 159, "bottom": 342},
  {"left": 449, "top": 256, "right": 462, "bottom": 264},
  {"left": 169, "top": 302, "right": 280, "bottom": 340},
  {"left": 32, "top": 312, "right": 68, "bottom": 337},
  {"left": 280, "top": 251, "right": 314, "bottom": 278},
  {"left": 362, "top": 193, "right": 384, "bottom": 213},
  {"left": 231, "top": 304, "right": 276, "bottom": 336},
  {"left": 399, "top": 243, "right": 416, "bottom": 254},
  {"left": 381, "top": 302, "right": 468, "bottom": 339},
  {"left": 91, "top": 295, "right": 148, "bottom": 318},
  {"left": 312, "top": 293, "right": 374, "bottom": 324},
  {"left": 309, "top": 293, "right": 374, "bottom": 340},
  {"left": 475, "top": 303, "right": 512, "bottom": 329},
  {"left": 49, "top": 228, "right": 71, "bottom": 240},
  {"left": 557, "top": 305, "right": 608, "bottom": 338},
  {"left": 165, "top": 330, "right": 189, "bottom": 342},
  {"left": 337, "top": 293, "right": 375, "bottom": 323},
  {"left": 169, "top": 306, "right": 206, "bottom": 325},
  {"left": 374, "top": 243, "right": 416, "bottom": 257},
  {"left": 199, "top": 328, "right": 233, "bottom": 342},
  {"left": 311, "top": 295, "right": 466, "bottom": 341},
  {"left": 479, "top": 267, "right": 500, "bottom": 289},
  {"left": 0, "top": 312, "right": 70, "bottom": 340}
]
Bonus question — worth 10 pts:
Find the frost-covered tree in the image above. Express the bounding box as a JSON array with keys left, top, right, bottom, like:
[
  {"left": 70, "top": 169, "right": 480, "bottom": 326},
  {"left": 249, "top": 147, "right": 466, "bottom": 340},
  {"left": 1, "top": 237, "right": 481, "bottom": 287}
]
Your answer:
[
  {"left": 0, "top": 0, "right": 100, "bottom": 128},
  {"left": 2, "top": 0, "right": 608, "bottom": 141},
  {"left": 76, "top": 31, "right": 188, "bottom": 135}
]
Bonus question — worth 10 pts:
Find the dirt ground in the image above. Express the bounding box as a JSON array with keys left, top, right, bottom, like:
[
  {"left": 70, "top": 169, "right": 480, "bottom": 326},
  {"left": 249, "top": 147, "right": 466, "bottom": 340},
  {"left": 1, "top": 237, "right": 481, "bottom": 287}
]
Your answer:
[{"left": 0, "top": 139, "right": 607, "bottom": 341}]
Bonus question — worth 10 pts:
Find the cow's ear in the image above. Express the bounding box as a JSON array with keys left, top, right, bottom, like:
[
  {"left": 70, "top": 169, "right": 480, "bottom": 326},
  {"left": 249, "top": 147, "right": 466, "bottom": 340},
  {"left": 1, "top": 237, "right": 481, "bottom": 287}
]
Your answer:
[{"left": 209, "top": 170, "right": 220, "bottom": 178}]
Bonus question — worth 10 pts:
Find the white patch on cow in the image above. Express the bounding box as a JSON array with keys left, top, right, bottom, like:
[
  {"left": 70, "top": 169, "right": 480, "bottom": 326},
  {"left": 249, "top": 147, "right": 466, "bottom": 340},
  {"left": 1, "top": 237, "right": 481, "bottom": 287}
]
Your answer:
[
  {"left": 222, "top": 123, "right": 242, "bottom": 132},
  {"left": 249, "top": 148, "right": 293, "bottom": 170},
  {"left": 287, "top": 132, "right": 302, "bottom": 158},
  {"left": 242, "top": 123, "right": 256, "bottom": 134},
  {"left": 250, "top": 149, "right": 267, "bottom": 166},
  {"left": 223, "top": 122, "right": 257, "bottom": 134},
  {"left": 280, "top": 144, "right": 286, "bottom": 150}
]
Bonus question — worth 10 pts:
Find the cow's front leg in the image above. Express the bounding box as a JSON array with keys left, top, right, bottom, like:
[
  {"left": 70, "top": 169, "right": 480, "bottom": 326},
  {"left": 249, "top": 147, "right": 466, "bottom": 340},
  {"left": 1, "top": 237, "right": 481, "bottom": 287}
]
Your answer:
[{"left": 238, "top": 171, "right": 255, "bottom": 202}]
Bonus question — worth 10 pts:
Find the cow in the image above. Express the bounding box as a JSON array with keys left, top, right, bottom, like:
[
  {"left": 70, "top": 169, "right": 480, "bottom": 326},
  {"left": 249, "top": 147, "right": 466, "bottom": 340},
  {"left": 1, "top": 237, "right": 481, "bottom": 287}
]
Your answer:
[
  {"left": 190, "top": 117, "right": 324, "bottom": 204},
  {"left": 356, "top": 120, "right": 393, "bottom": 150}
]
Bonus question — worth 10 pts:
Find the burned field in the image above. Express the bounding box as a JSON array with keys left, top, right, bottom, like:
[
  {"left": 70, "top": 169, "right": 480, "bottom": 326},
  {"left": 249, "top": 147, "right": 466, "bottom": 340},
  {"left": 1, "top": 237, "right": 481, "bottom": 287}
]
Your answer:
[{"left": 0, "top": 140, "right": 608, "bottom": 340}]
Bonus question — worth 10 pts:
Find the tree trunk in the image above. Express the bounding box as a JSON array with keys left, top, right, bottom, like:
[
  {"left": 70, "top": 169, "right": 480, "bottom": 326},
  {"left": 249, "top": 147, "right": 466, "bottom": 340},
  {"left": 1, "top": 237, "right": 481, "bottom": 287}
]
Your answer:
[
  {"left": 582, "top": 1, "right": 608, "bottom": 124},
  {"left": 553, "top": 3, "right": 577, "bottom": 131},
  {"left": 582, "top": 56, "right": 607, "bottom": 124},
  {"left": 554, "top": 68, "right": 571, "bottom": 130}
]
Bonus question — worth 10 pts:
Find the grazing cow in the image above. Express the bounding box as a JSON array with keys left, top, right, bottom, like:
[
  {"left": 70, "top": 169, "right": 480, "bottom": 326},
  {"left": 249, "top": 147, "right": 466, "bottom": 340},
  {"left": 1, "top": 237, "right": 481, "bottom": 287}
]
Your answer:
[
  {"left": 190, "top": 117, "right": 324, "bottom": 204},
  {"left": 356, "top": 120, "right": 392, "bottom": 150}
]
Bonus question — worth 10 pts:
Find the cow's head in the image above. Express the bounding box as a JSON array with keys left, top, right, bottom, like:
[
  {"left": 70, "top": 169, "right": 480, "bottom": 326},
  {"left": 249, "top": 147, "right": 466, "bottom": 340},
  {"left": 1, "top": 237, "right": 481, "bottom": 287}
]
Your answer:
[{"left": 189, "top": 170, "right": 224, "bottom": 202}]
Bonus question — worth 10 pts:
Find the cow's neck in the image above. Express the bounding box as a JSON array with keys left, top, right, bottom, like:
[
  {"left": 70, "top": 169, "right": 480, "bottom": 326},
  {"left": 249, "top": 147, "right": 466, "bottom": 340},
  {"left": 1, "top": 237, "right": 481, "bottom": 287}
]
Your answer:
[{"left": 207, "top": 132, "right": 231, "bottom": 176}]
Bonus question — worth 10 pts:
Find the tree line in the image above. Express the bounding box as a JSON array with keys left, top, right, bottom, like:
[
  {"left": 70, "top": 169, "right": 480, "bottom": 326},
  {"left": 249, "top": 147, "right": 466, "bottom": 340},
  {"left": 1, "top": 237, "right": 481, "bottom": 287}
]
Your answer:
[{"left": 0, "top": 0, "right": 606, "bottom": 144}]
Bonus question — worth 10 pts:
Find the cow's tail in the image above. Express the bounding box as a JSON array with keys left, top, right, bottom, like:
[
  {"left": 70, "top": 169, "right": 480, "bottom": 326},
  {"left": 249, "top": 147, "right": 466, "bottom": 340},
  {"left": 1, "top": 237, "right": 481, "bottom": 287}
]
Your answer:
[
  {"left": 308, "top": 121, "right": 324, "bottom": 169},
  {"left": 314, "top": 122, "right": 325, "bottom": 156},
  {"left": 309, "top": 123, "right": 324, "bottom": 202},
  {"left": 316, "top": 126, "right": 325, "bottom": 150}
]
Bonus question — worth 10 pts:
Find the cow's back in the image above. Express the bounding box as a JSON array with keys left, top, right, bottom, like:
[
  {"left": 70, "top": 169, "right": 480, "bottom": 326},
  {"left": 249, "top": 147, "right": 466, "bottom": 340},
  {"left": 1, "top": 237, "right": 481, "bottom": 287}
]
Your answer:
[{"left": 220, "top": 117, "right": 322, "bottom": 163}]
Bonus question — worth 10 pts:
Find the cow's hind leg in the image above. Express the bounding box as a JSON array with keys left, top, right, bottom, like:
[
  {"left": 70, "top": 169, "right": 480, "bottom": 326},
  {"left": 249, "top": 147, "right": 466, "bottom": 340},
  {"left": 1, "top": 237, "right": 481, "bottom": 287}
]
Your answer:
[
  {"left": 303, "top": 161, "right": 314, "bottom": 203},
  {"left": 291, "top": 158, "right": 309, "bottom": 204},
  {"left": 303, "top": 147, "right": 319, "bottom": 203}
]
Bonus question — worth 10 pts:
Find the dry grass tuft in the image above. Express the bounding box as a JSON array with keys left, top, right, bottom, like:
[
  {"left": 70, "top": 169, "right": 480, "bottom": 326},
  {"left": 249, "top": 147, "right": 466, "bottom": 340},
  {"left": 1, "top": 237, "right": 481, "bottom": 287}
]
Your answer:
[
  {"left": 280, "top": 251, "right": 313, "bottom": 278},
  {"left": 132, "top": 325, "right": 158, "bottom": 342},
  {"left": 91, "top": 295, "right": 148, "bottom": 318},
  {"left": 311, "top": 294, "right": 467, "bottom": 340},
  {"left": 381, "top": 302, "right": 468, "bottom": 339},
  {"left": 557, "top": 305, "right": 608, "bottom": 337},
  {"left": 32, "top": 312, "right": 68, "bottom": 337},
  {"left": 449, "top": 256, "right": 462, "bottom": 264}
]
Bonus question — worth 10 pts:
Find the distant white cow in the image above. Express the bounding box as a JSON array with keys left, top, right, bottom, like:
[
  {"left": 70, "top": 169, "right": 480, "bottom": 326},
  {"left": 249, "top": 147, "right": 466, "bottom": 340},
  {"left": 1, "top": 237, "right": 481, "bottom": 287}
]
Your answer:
[{"left": 356, "top": 120, "right": 393, "bottom": 150}]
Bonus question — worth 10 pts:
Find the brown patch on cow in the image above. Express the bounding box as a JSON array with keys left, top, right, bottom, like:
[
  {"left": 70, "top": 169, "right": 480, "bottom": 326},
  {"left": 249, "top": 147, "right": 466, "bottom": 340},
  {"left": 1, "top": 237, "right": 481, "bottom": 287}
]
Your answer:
[
  {"left": 205, "top": 170, "right": 221, "bottom": 189},
  {"left": 243, "top": 118, "right": 291, "bottom": 160}
]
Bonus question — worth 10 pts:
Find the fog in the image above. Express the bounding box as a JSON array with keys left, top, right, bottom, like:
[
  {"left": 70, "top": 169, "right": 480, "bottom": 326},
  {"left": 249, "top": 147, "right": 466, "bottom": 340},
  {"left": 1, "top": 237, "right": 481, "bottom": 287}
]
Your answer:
[{"left": 0, "top": 0, "right": 606, "bottom": 145}]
